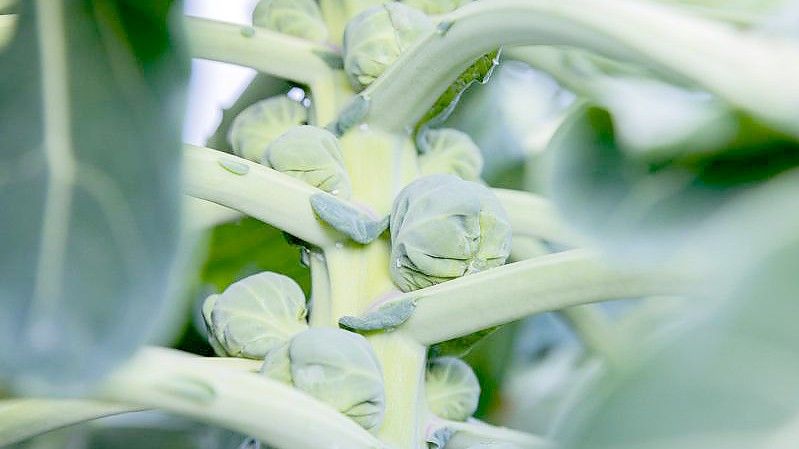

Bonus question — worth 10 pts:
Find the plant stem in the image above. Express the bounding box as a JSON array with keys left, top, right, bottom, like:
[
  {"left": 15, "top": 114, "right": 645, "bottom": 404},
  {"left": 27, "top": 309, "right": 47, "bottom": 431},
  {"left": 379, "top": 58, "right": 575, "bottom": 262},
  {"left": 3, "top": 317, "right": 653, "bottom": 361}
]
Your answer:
[
  {"left": 182, "top": 145, "right": 340, "bottom": 248},
  {"left": 370, "top": 334, "right": 428, "bottom": 449},
  {"left": 361, "top": 0, "right": 799, "bottom": 136},
  {"left": 391, "top": 249, "right": 687, "bottom": 345},
  {"left": 492, "top": 188, "right": 584, "bottom": 248},
  {"left": 430, "top": 417, "right": 553, "bottom": 449},
  {"left": 308, "top": 248, "right": 334, "bottom": 327},
  {"left": 0, "top": 399, "right": 137, "bottom": 447},
  {"left": 558, "top": 305, "right": 622, "bottom": 363},
  {"left": 97, "top": 347, "right": 386, "bottom": 449},
  {"left": 183, "top": 17, "right": 341, "bottom": 123}
]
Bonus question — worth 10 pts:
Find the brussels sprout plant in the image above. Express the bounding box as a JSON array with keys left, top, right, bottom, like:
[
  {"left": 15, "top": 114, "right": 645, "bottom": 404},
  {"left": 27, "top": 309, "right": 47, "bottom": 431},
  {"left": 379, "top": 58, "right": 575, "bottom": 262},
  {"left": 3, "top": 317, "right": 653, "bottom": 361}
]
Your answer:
[{"left": 2, "top": 1, "right": 799, "bottom": 449}]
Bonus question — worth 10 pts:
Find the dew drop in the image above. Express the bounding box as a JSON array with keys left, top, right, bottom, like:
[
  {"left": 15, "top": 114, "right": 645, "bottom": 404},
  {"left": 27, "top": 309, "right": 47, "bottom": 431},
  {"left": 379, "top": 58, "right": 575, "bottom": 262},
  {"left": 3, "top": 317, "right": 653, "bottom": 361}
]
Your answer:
[
  {"left": 240, "top": 26, "right": 255, "bottom": 37},
  {"left": 218, "top": 158, "right": 250, "bottom": 175}
]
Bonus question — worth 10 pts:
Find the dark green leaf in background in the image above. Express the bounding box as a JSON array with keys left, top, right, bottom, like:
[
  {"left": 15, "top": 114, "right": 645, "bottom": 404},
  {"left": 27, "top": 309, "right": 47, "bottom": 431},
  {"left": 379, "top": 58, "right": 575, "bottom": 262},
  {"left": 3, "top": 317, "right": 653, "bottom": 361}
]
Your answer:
[
  {"left": 0, "top": 0, "right": 189, "bottom": 393},
  {"left": 547, "top": 105, "right": 799, "bottom": 264}
]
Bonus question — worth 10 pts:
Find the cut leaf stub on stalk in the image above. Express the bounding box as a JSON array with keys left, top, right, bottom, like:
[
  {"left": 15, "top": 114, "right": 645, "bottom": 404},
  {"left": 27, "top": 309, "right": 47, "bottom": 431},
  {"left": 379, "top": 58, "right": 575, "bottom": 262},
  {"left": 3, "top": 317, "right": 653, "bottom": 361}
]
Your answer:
[
  {"left": 339, "top": 298, "right": 417, "bottom": 332},
  {"left": 310, "top": 193, "right": 389, "bottom": 244}
]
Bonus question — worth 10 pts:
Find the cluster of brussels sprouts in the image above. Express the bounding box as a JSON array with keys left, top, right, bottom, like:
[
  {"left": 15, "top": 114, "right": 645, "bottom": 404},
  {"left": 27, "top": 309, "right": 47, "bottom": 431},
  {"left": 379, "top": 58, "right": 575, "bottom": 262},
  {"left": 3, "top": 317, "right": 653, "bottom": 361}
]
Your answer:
[
  {"left": 217, "top": 1, "right": 507, "bottom": 431},
  {"left": 251, "top": 1, "right": 474, "bottom": 90},
  {"left": 203, "top": 271, "right": 483, "bottom": 428},
  {"left": 203, "top": 272, "right": 386, "bottom": 430},
  {"left": 229, "top": 95, "right": 353, "bottom": 197}
]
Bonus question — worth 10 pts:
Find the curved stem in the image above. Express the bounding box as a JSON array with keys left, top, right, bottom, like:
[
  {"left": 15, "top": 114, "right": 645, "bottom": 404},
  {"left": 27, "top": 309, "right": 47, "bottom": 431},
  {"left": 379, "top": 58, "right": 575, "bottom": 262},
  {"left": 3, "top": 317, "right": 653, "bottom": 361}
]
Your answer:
[
  {"left": 97, "top": 348, "right": 386, "bottom": 449},
  {"left": 391, "top": 250, "right": 687, "bottom": 345},
  {"left": 184, "top": 196, "right": 242, "bottom": 231},
  {"left": 361, "top": 0, "right": 799, "bottom": 136},
  {"left": 0, "top": 399, "right": 137, "bottom": 446},
  {"left": 184, "top": 16, "right": 341, "bottom": 123},
  {"left": 0, "top": 357, "right": 261, "bottom": 446},
  {"left": 183, "top": 145, "right": 340, "bottom": 247},
  {"left": 492, "top": 188, "right": 584, "bottom": 248},
  {"left": 429, "top": 417, "right": 553, "bottom": 449}
]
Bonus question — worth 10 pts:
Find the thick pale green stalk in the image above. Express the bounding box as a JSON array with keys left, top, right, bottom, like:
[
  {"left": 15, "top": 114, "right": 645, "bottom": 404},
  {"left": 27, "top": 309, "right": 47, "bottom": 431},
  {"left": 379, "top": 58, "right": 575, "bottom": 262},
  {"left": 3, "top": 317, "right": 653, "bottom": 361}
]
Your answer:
[
  {"left": 434, "top": 417, "right": 553, "bottom": 449},
  {"left": 314, "top": 128, "right": 427, "bottom": 449},
  {"left": 324, "top": 243, "right": 395, "bottom": 320},
  {"left": 370, "top": 334, "right": 427, "bottom": 449},
  {"left": 184, "top": 17, "right": 342, "bottom": 123},
  {"left": 0, "top": 400, "right": 136, "bottom": 446},
  {"left": 361, "top": 0, "right": 799, "bottom": 136},
  {"left": 182, "top": 145, "right": 340, "bottom": 247},
  {"left": 183, "top": 196, "right": 241, "bottom": 231},
  {"left": 308, "top": 248, "right": 334, "bottom": 327},
  {"left": 97, "top": 348, "right": 385, "bottom": 449},
  {"left": 390, "top": 250, "right": 686, "bottom": 345},
  {"left": 0, "top": 357, "right": 260, "bottom": 446},
  {"left": 492, "top": 188, "right": 584, "bottom": 248}
]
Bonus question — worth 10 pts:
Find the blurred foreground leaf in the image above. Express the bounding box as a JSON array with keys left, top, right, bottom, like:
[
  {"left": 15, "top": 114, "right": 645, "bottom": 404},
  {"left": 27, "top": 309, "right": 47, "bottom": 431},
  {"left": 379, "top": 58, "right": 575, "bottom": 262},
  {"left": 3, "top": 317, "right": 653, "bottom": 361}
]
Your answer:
[
  {"left": 562, "top": 239, "right": 799, "bottom": 449},
  {"left": 0, "top": 0, "right": 188, "bottom": 393},
  {"left": 548, "top": 105, "right": 799, "bottom": 265}
]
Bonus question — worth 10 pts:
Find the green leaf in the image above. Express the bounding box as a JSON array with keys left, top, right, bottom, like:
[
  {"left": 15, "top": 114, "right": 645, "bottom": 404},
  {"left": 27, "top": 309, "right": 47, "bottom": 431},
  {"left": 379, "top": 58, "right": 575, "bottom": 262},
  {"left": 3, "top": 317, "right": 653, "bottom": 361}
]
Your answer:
[
  {"left": 429, "top": 326, "right": 500, "bottom": 359},
  {"left": 548, "top": 105, "right": 799, "bottom": 264},
  {"left": 0, "top": 0, "right": 188, "bottom": 393},
  {"left": 562, "top": 239, "right": 799, "bottom": 449},
  {"left": 415, "top": 50, "right": 499, "bottom": 138},
  {"left": 200, "top": 218, "right": 311, "bottom": 293}
]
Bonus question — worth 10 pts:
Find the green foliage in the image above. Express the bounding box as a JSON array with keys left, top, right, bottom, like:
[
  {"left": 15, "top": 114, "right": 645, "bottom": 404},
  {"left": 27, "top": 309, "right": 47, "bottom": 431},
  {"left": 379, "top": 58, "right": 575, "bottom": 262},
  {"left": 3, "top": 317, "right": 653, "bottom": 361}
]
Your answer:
[
  {"left": 563, "top": 241, "right": 799, "bottom": 449},
  {"left": 548, "top": 105, "right": 799, "bottom": 263},
  {"left": 199, "top": 218, "right": 310, "bottom": 295},
  {"left": 0, "top": 0, "right": 188, "bottom": 393}
]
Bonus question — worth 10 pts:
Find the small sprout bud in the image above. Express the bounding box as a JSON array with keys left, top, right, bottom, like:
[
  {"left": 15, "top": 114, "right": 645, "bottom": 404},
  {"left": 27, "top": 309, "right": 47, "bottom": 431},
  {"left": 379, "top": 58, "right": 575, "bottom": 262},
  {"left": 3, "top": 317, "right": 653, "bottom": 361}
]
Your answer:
[
  {"left": 390, "top": 175, "right": 512, "bottom": 291},
  {"left": 261, "top": 328, "right": 386, "bottom": 431},
  {"left": 228, "top": 96, "right": 308, "bottom": 161},
  {"left": 343, "top": 3, "right": 434, "bottom": 90},
  {"left": 402, "top": 0, "right": 472, "bottom": 15},
  {"left": 264, "top": 125, "right": 352, "bottom": 198},
  {"left": 252, "top": 0, "right": 329, "bottom": 43},
  {"left": 418, "top": 128, "right": 484, "bottom": 181},
  {"left": 425, "top": 357, "right": 480, "bottom": 421},
  {"left": 202, "top": 272, "right": 308, "bottom": 359}
]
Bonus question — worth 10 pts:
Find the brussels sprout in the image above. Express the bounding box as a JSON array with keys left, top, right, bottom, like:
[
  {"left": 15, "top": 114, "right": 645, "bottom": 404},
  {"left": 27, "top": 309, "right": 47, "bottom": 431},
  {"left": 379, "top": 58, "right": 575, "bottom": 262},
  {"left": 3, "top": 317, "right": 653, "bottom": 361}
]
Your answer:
[
  {"left": 263, "top": 125, "right": 352, "bottom": 197},
  {"left": 228, "top": 96, "right": 308, "bottom": 161},
  {"left": 252, "top": 0, "right": 329, "bottom": 43},
  {"left": 425, "top": 357, "right": 480, "bottom": 421},
  {"left": 343, "top": 3, "right": 434, "bottom": 90},
  {"left": 202, "top": 272, "right": 308, "bottom": 359},
  {"left": 418, "top": 128, "right": 484, "bottom": 181},
  {"left": 402, "top": 0, "right": 472, "bottom": 15},
  {"left": 389, "top": 175, "right": 512, "bottom": 291},
  {"left": 261, "top": 328, "right": 386, "bottom": 431}
]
